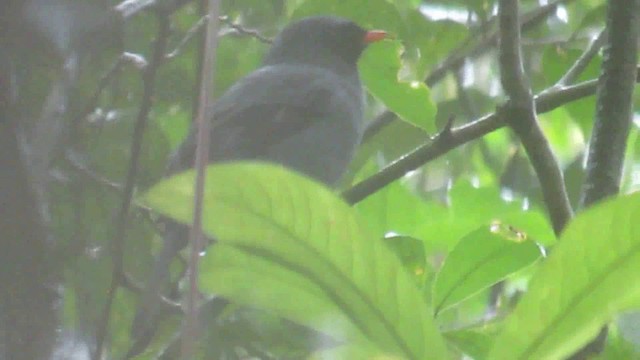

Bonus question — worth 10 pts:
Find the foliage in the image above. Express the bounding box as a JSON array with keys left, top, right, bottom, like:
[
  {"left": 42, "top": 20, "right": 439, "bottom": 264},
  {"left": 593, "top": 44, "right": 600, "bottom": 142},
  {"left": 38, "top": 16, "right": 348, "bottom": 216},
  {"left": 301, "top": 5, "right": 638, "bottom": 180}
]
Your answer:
[{"left": 7, "top": 0, "right": 640, "bottom": 359}]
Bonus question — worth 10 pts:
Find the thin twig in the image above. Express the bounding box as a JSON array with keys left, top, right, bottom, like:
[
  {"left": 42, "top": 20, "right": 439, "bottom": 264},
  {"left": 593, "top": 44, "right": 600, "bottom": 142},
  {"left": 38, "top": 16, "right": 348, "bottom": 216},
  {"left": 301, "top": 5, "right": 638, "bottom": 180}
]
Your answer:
[
  {"left": 63, "top": 151, "right": 158, "bottom": 219},
  {"left": 166, "top": 15, "right": 272, "bottom": 61},
  {"left": 114, "top": 0, "right": 157, "bottom": 19},
  {"left": 65, "top": 152, "right": 123, "bottom": 192},
  {"left": 220, "top": 15, "right": 272, "bottom": 44},
  {"left": 114, "top": 0, "right": 195, "bottom": 20},
  {"left": 555, "top": 29, "right": 607, "bottom": 88},
  {"left": 92, "top": 11, "right": 171, "bottom": 360},
  {"left": 166, "top": 15, "right": 208, "bottom": 59},
  {"left": 182, "top": 0, "right": 221, "bottom": 358},
  {"left": 72, "top": 52, "right": 147, "bottom": 128}
]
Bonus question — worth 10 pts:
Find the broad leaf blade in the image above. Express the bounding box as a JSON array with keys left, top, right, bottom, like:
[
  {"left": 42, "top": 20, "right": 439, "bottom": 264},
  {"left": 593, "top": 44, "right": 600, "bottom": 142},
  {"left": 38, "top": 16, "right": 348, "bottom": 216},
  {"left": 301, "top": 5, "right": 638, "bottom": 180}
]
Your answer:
[
  {"left": 489, "top": 192, "right": 640, "bottom": 359},
  {"left": 433, "top": 226, "right": 542, "bottom": 315},
  {"left": 142, "top": 162, "right": 449, "bottom": 359},
  {"left": 360, "top": 41, "right": 436, "bottom": 133}
]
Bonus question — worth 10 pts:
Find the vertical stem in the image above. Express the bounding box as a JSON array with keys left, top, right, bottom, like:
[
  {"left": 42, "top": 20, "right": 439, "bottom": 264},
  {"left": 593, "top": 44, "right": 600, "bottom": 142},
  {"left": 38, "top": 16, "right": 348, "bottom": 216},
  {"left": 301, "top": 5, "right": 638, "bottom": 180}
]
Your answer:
[{"left": 182, "top": 0, "right": 221, "bottom": 358}]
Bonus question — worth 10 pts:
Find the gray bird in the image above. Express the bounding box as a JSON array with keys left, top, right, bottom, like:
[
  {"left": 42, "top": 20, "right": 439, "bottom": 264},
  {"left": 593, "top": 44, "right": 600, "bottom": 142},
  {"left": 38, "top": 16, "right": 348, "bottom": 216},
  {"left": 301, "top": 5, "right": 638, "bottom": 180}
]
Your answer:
[{"left": 131, "top": 15, "right": 387, "bottom": 348}]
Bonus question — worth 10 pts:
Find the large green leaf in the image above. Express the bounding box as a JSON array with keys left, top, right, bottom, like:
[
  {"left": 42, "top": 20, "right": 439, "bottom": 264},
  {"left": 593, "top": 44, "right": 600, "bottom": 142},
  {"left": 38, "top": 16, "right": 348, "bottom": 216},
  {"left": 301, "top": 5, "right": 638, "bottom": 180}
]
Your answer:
[
  {"left": 360, "top": 41, "right": 436, "bottom": 133},
  {"left": 142, "top": 162, "right": 449, "bottom": 359},
  {"left": 489, "top": 192, "right": 640, "bottom": 359},
  {"left": 433, "top": 227, "right": 542, "bottom": 316}
]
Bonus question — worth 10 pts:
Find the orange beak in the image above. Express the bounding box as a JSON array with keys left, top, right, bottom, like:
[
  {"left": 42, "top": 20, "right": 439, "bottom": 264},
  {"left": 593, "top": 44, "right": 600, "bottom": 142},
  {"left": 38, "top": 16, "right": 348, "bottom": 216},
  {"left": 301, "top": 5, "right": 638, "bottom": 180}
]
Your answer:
[{"left": 364, "top": 30, "right": 388, "bottom": 44}]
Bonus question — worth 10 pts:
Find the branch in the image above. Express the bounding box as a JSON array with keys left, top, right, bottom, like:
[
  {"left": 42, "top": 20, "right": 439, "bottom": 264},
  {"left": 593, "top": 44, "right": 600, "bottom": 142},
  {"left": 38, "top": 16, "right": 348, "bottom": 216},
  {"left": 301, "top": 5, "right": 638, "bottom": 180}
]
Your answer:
[
  {"left": 220, "top": 16, "right": 273, "bottom": 44},
  {"left": 426, "top": 0, "right": 571, "bottom": 87},
  {"left": 364, "top": 0, "right": 575, "bottom": 141},
  {"left": 496, "top": 0, "right": 573, "bottom": 235},
  {"left": 555, "top": 29, "right": 607, "bottom": 88},
  {"left": 114, "top": 0, "right": 157, "bottom": 19},
  {"left": 182, "top": 0, "right": 221, "bottom": 358},
  {"left": 343, "top": 70, "right": 640, "bottom": 205},
  {"left": 165, "top": 15, "right": 272, "bottom": 61},
  {"left": 156, "top": 298, "right": 230, "bottom": 359},
  {"left": 71, "top": 52, "right": 147, "bottom": 130},
  {"left": 114, "top": 0, "right": 195, "bottom": 20},
  {"left": 570, "top": 1, "right": 639, "bottom": 358},
  {"left": 579, "top": 0, "right": 640, "bottom": 208},
  {"left": 93, "top": 11, "right": 171, "bottom": 360},
  {"left": 166, "top": 15, "right": 208, "bottom": 60}
]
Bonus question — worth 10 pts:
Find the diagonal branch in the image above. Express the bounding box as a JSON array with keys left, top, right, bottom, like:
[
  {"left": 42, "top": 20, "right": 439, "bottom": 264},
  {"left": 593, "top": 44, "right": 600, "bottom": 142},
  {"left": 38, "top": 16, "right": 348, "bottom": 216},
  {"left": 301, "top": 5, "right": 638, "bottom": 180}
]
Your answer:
[
  {"left": 554, "top": 29, "right": 607, "bottom": 89},
  {"left": 343, "top": 74, "right": 636, "bottom": 205}
]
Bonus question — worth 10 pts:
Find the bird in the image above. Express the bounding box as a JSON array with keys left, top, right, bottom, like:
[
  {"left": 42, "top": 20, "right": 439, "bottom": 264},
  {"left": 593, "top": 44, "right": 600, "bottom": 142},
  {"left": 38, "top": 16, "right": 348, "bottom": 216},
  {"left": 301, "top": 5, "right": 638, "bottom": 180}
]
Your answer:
[{"left": 131, "top": 15, "right": 387, "bottom": 348}]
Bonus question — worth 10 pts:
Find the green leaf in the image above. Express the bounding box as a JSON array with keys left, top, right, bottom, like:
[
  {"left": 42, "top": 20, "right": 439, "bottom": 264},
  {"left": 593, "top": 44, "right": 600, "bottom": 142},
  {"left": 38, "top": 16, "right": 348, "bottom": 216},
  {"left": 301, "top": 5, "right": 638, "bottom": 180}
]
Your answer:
[
  {"left": 540, "top": 45, "right": 601, "bottom": 134},
  {"left": 155, "top": 105, "right": 190, "bottom": 151},
  {"left": 360, "top": 41, "right": 436, "bottom": 133},
  {"left": 142, "top": 162, "right": 449, "bottom": 359},
  {"left": 355, "top": 176, "right": 433, "bottom": 240},
  {"left": 291, "top": 0, "right": 404, "bottom": 33},
  {"left": 310, "top": 340, "right": 405, "bottom": 360},
  {"left": 489, "top": 192, "right": 640, "bottom": 359},
  {"left": 416, "top": 180, "right": 556, "bottom": 249},
  {"left": 444, "top": 323, "right": 501, "bottom": 360},
  {"left": 538, "top": 108, "right": 585, "bottom": 166},
  {"left": 402, "top": 11, "right": 468, "bottom": 77},
  {"left": 385, "top": 235, "right": 429, "bottom": 287},
  {"left": 424, "top": 1, "right": 489, "bottom": 21},
  {"left": 541, "top": 46, "right": 601, "bottom": 89},
  {"left": 433, "top": 226, "right": 542, "bottom": 315}
]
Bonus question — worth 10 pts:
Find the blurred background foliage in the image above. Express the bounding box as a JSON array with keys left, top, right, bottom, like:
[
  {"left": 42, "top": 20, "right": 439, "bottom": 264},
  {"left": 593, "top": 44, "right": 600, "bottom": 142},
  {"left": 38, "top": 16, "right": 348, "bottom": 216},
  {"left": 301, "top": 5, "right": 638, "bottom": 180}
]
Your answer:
[{"left": 2, "top": 0, "right": 640, "bottom": 359}]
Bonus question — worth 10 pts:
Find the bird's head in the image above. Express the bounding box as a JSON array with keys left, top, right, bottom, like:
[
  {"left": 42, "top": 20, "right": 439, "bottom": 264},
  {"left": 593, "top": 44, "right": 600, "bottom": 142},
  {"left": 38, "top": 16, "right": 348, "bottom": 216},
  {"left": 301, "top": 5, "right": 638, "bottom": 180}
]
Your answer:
[{"left": 263, "top": 16, "right": 387, "bottom": 69}]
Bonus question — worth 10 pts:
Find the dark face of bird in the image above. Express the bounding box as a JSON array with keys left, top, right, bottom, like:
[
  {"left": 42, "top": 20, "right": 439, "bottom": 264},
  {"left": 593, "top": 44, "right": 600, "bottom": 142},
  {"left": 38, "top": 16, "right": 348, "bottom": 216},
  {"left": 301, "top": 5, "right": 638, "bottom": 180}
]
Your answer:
[{"left": 263, "top": 16, "right": 386, "bottom": 68}]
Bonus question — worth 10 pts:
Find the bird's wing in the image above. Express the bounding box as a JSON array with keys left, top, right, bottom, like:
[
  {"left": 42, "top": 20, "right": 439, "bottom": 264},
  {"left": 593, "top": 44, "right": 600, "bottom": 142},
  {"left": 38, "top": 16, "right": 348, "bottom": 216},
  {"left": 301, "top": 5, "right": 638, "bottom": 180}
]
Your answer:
[
  {"left": 168, "top": 64, "right": 362, "bottom": 173},
  {"left": 211, "top": 102, "right": 330, "bottom": 157}
]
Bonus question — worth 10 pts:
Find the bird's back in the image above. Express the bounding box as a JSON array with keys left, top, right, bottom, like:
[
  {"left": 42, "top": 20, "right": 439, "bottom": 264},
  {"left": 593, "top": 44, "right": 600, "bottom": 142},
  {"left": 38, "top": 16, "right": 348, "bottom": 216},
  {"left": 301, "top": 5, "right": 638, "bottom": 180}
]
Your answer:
[{"left": 169, "top": 63, "right": 365, "bottom": 185}]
